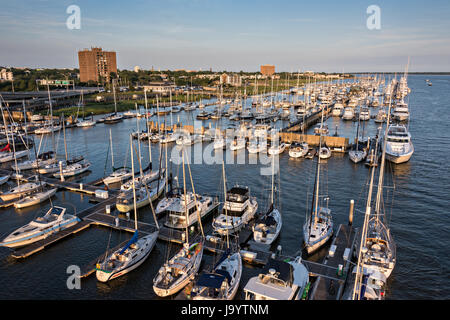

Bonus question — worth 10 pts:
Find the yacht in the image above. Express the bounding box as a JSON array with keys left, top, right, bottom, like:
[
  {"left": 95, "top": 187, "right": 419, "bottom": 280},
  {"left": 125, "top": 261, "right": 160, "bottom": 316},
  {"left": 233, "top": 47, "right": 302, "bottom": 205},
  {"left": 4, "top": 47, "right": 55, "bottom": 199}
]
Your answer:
[
  {"left": 383, "top": 124, "right": 414, "bottom": 164},
  {"left": 243, "top": 257, "right": 309, "bottom": 300},
  {"left": 342, "top": 107, "right": 355, "bottom": 121},
  {"left": 392, "top": 101, "right": 410, "bottom": 122},
  {"left": 332, "top": 103, "right": 344, "bottom": 117},
  {"left": 359, "top": 107, "right": 370, "bottom": 121},
  {"left": 374, "top": 109, "right": 387, "bottom": 123},
  {"left": 212, "top": 186, "right": 258, "bottom": 235},
  {"left": 163, "top": 192, "right": 216, "bottom": 229},
  {"left": 0, "top": 206, "right": 79, "bottom": 248}
]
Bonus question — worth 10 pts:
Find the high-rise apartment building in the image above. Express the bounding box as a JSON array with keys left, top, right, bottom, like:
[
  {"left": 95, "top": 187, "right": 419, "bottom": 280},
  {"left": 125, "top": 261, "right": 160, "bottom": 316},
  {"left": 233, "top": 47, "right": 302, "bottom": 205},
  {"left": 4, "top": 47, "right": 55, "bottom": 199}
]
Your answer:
[
  {"left": 78, "top": 47, "right": 117, "bottom": 83},
  {"left": 260, "top": 64, "right": 275, "bottom": 76}
]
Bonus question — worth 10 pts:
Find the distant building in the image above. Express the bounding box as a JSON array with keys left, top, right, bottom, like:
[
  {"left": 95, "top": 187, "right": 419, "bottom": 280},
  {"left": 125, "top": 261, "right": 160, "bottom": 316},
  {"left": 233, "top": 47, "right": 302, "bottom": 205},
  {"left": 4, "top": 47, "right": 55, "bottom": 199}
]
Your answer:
[
  {"left": 0, "top": 69, "right": 13, "bottom": 81},
  {"left": 260, "top": 65, "right": 275, "bottom": 76},
  {"left": 143, "top": 81, "right": 176, "bottom": 93},
  {"left": 220, "top": 73, "right": 242, "bottom": 86},
  {"left": 78, "top": 47, "right": 117, "bottom": 83},
  {"left": 134, "top": 66, "right": 141, "bottom": 72}
]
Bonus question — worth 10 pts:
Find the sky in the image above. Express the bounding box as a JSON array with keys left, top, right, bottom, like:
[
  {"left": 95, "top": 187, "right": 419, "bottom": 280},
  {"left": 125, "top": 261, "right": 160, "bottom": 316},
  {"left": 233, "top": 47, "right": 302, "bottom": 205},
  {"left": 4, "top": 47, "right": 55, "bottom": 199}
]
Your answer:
[{"left": 1, "top": 0, "right": 450, "bottom": 72}]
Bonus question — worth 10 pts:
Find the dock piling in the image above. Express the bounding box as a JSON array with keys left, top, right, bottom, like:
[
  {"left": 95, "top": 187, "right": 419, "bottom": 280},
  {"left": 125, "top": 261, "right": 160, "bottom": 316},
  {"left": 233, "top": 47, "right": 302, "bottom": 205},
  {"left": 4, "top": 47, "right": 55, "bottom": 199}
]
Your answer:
[{"left": 348, "top": 199, "right": 354, "bottom": 226}]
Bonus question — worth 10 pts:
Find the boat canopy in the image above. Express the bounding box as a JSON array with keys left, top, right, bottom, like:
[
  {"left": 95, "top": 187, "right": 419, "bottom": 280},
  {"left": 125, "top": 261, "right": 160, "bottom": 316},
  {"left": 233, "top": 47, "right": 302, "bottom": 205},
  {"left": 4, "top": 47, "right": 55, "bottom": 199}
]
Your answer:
[
  {"left": 196, "top": 272, "right": 225, "bottom": 289},
  {"left": 119, "top": 230, "right": 138, "bottom": 255},
  {"left": 260, "top": 259, "right": 294, "bottom": 286}
]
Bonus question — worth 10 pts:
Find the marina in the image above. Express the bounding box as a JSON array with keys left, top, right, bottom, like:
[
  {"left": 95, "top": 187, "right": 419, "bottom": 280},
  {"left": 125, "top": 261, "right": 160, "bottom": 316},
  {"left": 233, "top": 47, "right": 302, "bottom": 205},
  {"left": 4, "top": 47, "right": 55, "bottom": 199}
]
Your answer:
[{"left": 0, "top": 71, "right": 447, "bottom": 301}]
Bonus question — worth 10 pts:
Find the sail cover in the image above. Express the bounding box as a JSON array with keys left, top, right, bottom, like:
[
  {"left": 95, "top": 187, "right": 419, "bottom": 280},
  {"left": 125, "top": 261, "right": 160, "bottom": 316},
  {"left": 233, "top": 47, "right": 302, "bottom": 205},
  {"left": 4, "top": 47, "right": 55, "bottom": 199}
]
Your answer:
[{"left": 119, "top": 230, "right": 138, "bottom": 255}]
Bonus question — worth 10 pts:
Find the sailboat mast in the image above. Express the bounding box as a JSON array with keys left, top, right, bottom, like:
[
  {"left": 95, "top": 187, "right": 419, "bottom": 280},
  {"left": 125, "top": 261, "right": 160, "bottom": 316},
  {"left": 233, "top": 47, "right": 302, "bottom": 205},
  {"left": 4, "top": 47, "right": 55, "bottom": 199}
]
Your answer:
[
  {"left": 143, "top": 90, "right": 152, "bottom": 164},
  {"left": 113, "top": 80, "right": 117, "bottom": 114},
  {"left": 375, "top": 96, "right": 393, "bottom": 218},
  {"left": 130, "top": 134, "right": 138, "bottom": 231},
  {"left": 222, "top": 161, "right": 229, "bottom": 249},
  {"left": 62, "top": 113, "right": 68, "bottom": 162},
  {"left": 271, "top": 154, "right": 275, "bottom": 206},
  {"left": 352, "top": 147, "right": 378, "bottom": 300},
  {"left": 182, "top": 150, "right": 189, "bottom": 245},
  {"left": 109, "top": 129, "right": 114, "bottom": 169},
  {"left": 313, "top": 110, "right": 325, "bottom": 225}
]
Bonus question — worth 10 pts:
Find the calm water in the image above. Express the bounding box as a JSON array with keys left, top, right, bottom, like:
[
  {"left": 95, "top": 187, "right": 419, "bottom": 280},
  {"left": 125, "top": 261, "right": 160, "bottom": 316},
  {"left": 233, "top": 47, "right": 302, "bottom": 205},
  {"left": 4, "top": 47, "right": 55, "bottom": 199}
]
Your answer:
[{"left": 0, "top": 74, "right": 448, "bottom": 300}]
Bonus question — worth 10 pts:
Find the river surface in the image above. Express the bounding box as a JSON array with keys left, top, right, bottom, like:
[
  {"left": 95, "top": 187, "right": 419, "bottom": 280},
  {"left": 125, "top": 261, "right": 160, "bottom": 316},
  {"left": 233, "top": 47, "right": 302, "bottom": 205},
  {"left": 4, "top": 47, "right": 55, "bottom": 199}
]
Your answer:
[{"left": 0, "top": 74, "right": 448, "bottom": 300}]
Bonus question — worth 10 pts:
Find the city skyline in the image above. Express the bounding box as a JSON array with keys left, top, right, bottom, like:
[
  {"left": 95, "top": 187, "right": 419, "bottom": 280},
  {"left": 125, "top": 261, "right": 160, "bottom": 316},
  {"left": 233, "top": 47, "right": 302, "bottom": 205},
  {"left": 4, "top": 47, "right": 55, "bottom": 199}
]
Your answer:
[{"left": 1, "top": 0, "right": 450, "bottom": 72}]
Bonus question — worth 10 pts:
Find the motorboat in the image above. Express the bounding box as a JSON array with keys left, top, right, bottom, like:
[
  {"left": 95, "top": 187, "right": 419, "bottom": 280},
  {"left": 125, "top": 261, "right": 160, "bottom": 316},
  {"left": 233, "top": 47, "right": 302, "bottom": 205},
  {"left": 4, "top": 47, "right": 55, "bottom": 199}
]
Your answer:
[
  {"left": 359, "top": 107, "right": 370, "bottom": 121},
  {"left": 163, "top": 192, "right": 215, "bottom": 229},
  {"left": 0, "top": 206, "right": 79, "bottom": 248},
  {"left": 212, "top": 186, "right": 258, "bottom": 235},
  {"left": 332, "top": 103, "right": 344, "bottom": 117},
  {"left": 342, "top": 107, "right": 355, "bottom": 121},
  {"left": 383, "top": 124, "right": 414, "bottom": 164},
  {"left": 392, "top": 101, "right": 410, "bottom": 122},
  {"left": 243, "top": 257, "right": 309, "bottom": 300}
]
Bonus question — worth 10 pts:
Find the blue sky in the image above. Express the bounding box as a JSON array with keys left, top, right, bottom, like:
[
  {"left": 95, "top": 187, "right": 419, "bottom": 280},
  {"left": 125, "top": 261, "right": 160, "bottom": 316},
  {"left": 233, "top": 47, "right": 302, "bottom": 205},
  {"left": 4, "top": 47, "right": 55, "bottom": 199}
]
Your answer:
[{"left": 1, "top": 0, "right": 449, "bottom": 72}]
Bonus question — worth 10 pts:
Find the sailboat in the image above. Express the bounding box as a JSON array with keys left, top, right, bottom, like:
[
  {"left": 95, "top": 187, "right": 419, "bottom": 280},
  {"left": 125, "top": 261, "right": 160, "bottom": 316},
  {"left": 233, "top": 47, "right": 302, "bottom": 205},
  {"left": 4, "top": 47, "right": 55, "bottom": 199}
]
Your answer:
[
  {"left": 96, "top": 134, "right": 159, "bottom": 282},
  {"left": 104, "top": 81, "right": 123, "bottom": 124},
  {"left": 190, "top": 162, "right": 242, "bottom": 300},
  {"left": 103, "top": 129, "right": 132, "bottom": 187},
  {"left": 0, "top": 206, "right": 79, "bottom": 248},
  {"left": 349, "top": 115, "right": 367, "bottom": 163},
  {"left": 289, "top": 110, "right": 309, "bottom": 158},
  {"left": 350, "top": 98, "right": 397, "bottom": 300},
  {"left": 302, "top": 109, "right": 333, "bottom": 254},
  {"left": 0, "top": 101, "right": 30, "bottom": 163},
  {"left": 153, "top": 148, "right": 204, "bottom": 297},
  {"left": 76, "top": 91, "right": 96, "bottom": 127},
  {"left": 253, "top": 155, "right": 282, "bottom": 245}
]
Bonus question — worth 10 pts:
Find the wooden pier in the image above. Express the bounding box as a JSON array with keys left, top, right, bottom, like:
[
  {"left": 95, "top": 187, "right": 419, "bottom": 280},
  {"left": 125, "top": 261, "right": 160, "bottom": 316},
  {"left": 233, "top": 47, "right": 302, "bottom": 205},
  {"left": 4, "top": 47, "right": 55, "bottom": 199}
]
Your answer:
[{"left": 308, "top": 224, "right": 358, "bottom": 300}]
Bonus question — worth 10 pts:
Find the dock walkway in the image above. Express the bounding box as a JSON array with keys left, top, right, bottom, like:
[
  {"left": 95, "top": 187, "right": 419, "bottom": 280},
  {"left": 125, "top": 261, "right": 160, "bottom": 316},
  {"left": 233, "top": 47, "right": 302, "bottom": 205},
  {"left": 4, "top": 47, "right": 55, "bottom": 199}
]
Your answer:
[{"left": 309, "top": 224, "right": 358, "bottom": 300}]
